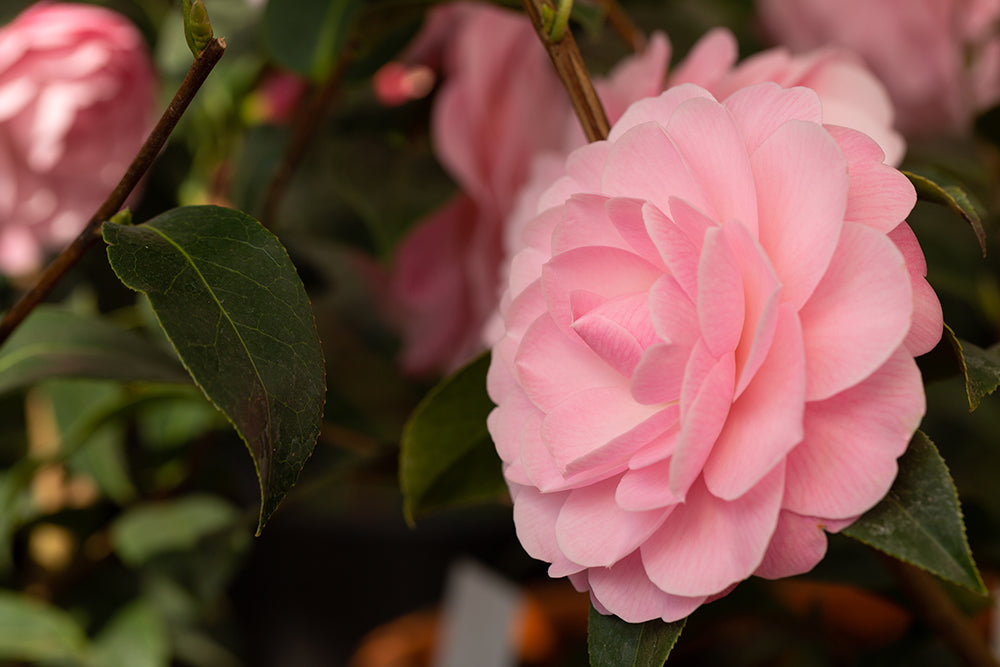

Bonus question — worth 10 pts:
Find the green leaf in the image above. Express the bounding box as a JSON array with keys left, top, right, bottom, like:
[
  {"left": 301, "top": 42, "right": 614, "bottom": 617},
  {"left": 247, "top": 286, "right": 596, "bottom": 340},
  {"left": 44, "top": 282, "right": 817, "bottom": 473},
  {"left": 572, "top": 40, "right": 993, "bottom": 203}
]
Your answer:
[
  {"left": 264, "top": 0, "right": 359, "bottom": 78},
  {"left": 92, "top": 600, "right": 170, "bottom": 667},
  {"left": 0, "top": 306, "right": 191, "bottom": 395},
  {"left": 103, "top": 205, "right": 326, "bottom": 532},
  {"left": 956, "top": 338, "right": 1000, "bottom": 411},
  {"left": 111, "top": 495, "right": 242, "bottom": 566},
  {"left": 904, "top": 170, "right": 987, "bottom": 257},
  {"left": 400, "top": 352, "right": 506, "bottom": 523},
  {"left": 0, "top": 591, "right": 90, "bottom": 663},
  {"left": 588, "top": 604, "right": 685, "bottom": 667},
  {"left": 843, "top": 431, "right": 985, "bottom": 594}
]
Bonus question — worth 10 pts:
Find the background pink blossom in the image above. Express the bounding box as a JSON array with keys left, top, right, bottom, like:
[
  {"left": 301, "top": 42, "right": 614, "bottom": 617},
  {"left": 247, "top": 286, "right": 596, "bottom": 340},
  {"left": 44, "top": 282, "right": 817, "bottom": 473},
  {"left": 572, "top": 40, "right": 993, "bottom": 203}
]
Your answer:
[
  {"left": 488, "top": 83, "right": 942, "bottom": 623},
  {"left": 0, "top": 2, "right": 157, "bottom": 276},
  {"left": 757, "top": 0, "right": 1000, "bottom": 136}
]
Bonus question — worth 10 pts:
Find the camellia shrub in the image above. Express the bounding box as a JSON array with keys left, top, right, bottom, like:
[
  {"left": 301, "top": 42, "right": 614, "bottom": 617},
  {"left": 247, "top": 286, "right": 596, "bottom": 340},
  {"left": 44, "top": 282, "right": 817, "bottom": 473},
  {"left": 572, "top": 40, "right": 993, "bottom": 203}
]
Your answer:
[{"left": 0, "top": 0, "right": 997, "bottom": 665}]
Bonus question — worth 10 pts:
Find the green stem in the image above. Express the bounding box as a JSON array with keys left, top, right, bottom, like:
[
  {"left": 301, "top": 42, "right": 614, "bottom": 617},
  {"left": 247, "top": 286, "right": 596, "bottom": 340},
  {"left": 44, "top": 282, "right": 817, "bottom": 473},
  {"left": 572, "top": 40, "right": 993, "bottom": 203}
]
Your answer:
[
  {"left": 547, "top": 0, "right": 573, "bottom": 42},
  {"left": 0, "top": 38, "right": 227, "bottom": 346}
]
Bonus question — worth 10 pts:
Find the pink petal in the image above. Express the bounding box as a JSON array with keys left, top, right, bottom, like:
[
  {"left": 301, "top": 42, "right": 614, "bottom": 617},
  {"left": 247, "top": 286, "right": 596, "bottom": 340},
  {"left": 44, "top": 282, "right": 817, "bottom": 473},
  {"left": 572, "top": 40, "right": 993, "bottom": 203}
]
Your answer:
[
  {"left": 666, "top": 95, "right": 758, "bottom": 233},
  {"left": 670, "top": 343, "right": 736, "bottom": 497},
  {"left": 724, "top": 83, "right": 823, "bottom": 156},
  {"left": 753, "top": 510, "right": 829, "bottom": 579},
  {"left": 555, "top": 477, "right": 671, "bottom": 567},
  {"left": 703, "top": 305, "right": 805, "bottom": 500},
  {"left": 542, "top": 386, "right": 677, "bottom": 475},
  {"left": 608, "top": 84, "right": 715, "bottom": 142},
  {"left": 784, "top": 347, "right": 923, "bottom": 519},
  {"left": 538, "top": 142, "right": 613, "bottom": 212},
  {"left": 616, "top": 457, "right": 682, "bottom": 510},
  {"left": 669, "top": 27, "right": 738, "bottom": 89},
  {"left": 698, "top": 225, "right": 746, "bottom": 357},
  {"left": 631, "top": 343, "right": 690, "bottom": 405},
  {"left": 642, "top": 466, "right": 785, "bottom": 596},
  {"left": 552, "top": 194, "right": 631, "bottom": 255},
  {"left": 510, "top": 484, "right": 586, "bottom": 577},
  {"left": 751, "top": 119, "right": 849, "bottom": 309},
  {"left": 799, "top": 222, "right": 912, "bottom": 401},
  {"left": 644, "top": 203, "right": 703, "bottom": 302},
  {"left": 542, "top": 246, "right": 661, "bottom": 330},
  {"left": 588, "top": 552, "right": 707, "bottom": 623},
  {"left": 723, "top": 221, "right": 782, "bottom": 397},
  {"left": 602, "top": 122, "right": 712, "bottom": 217},
  {"left": 516, "top": 314, "right": 621, "bottom": 412},
  {"left": 841, "top": 158, "right": 915, "bottom": 233},
  {"left": 647, "top": 273, "right": 698, "bottom": 347},
  {"left": 605, "top": 197, "right": 665, "bottom": 267},
  {"left": 889, "top": 222, "right": 943, "bottom": 356}
]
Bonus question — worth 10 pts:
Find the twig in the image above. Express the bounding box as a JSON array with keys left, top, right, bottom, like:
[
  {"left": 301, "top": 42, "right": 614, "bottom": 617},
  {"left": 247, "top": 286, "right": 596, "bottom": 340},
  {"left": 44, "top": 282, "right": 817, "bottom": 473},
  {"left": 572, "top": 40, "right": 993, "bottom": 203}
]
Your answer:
[
  {"left": 258, "top": 54, "right": 351, "bottom": 228},
  {"left": 883, "top": 557, "right": 999, "bottom": 667},
  {"left": 595, "top": 0, "right": 645, "bottom": 52},
  {"left": 0, "top": 38, "right": 227, "bottom": 346},
  {"left": 521, "top": 0, "right": 610, "bottom": 142}
]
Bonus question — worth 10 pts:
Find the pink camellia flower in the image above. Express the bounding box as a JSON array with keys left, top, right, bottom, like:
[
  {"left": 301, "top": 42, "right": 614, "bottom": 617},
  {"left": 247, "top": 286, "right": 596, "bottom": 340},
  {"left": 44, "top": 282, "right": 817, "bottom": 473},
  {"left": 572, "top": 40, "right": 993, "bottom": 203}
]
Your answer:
[
  {"left": 0, "top": 2, "right": 157, "bottom": 276},
  {"left": 757, "top": 0, "right": 1000, "bottom": 135},
  {"left": 487, "top": 82, "right": 943, "bottom": 623}
]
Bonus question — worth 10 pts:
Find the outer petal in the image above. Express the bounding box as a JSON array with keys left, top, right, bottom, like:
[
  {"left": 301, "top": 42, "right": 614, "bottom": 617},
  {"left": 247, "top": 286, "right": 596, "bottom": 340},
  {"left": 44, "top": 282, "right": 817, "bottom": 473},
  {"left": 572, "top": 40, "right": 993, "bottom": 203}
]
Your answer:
[
  {"left": 510, "top": 485, "right": 586, "bottom": 577},
  {"left": 753, "top": 510, "right": 829, "bottom": 579},
  {"left": 784, "top": 347, "right": 924, "bottom": 519},
  {"left": 799, "top": 222, "right": 912, "bottom": 401},
  {"left": 642, "top": 466, "right": 785, "bottom": 597},
  {"left": 555, "top": 477, "right": 671, "bottom": 567},
  {"left": 588, "top": 552, "right": 707, "bottom": 623}
]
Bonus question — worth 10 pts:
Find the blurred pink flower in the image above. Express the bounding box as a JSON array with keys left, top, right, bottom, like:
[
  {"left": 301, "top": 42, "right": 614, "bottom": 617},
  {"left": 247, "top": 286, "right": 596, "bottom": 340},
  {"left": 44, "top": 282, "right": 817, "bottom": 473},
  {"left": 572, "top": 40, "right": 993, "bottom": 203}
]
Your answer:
[
  {"left": 248, "top": 70, "right": 308, "bottom": 125},
  {"left": 0, "top": 2, "right": 157, "bottom": 276},
  {"left": 487, "top": 83, "right": 942, "bottom": 623},
  {"left": 757, "top": 0, "right": 1000, "bottom": 135}
]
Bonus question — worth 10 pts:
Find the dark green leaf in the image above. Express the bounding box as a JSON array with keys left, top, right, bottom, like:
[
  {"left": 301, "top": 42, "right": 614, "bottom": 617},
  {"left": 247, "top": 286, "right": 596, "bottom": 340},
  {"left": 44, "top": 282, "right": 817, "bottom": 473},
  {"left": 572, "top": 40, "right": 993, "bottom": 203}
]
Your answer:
[
  {"left": 588, "top": 604, "right": 685, "bottom": 667},
  {"left": 400, "top": 353, "right": 506, "bottom": 522},
  {"left": 843, "top": 431, "right": 985, "bottom": 594},
  {"left": 264, "top": 0, "right": 359, "bottom": 78},
  {"left": 956, "top": 338, "right": 1000, "bottom": 411},
  {"left": 904, "top": 170, "right": 987, "bottom": 257},
  {"left": 103, "top": 205, "right": 326, "bottom": 532},
  {"left": 92, "top": 600, "right": 169, "bottom": 667},
  {"left": 0, "top": 591, "right": 89, "bottom": 663},
  {"left": 111, "top": 495, "right": 242, "bottom": 566},
  {"left": 0, "top": 306, "right": 190, "bottom": 395}
]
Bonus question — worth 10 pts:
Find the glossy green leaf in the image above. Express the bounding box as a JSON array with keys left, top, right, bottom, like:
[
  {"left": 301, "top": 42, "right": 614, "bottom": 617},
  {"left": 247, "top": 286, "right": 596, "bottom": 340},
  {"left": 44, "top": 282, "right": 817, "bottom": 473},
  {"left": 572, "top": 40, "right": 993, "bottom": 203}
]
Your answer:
[
  {"left": 588, "top": 604, "right": 685, "bottom": 667},
  {"left": 0, "top": 306, "right": 190, "bottom": 395},
  {"left": 103, "top": 205, "right": 326, "bottom": 532},
  {"left": 111, "top": 495, "right": 242, "bottom": 566},
  {"left": 0, "top": 591, "right": 89, "bottom": 663},
  {"left": 264, "top": 0, "right": 359, "bottom": 78},
  {"left": 904, "top": 170, "right": 987, "bottom": 257},
  {"left": 400, "top": 353, "right": 506, "bottom": 522},
  {"left": 843, "top": 431, "right": 985, "bottom": 594},
  {"left": 92, "top": 600, "right": 169, "bottom": 667}
]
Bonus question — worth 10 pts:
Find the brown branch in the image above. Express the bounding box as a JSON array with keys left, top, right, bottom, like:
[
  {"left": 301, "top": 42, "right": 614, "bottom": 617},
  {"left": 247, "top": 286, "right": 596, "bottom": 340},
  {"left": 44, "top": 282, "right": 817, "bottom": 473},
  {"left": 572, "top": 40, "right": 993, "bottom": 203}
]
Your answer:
[
  {"left": 595, "top": 0, "right": 645, "bottom": 52},
  {"left": 258, "top": 54, "right": 351, "bottom": 228},
  {"left": 0, "top": 37, "right": 227, "bottom": 346},
  {"left": 883, "top": 557, "right": 999, "bottom": 667},
  {"left": 521, "top": 0, "right": 610, "bottom": 143}
]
